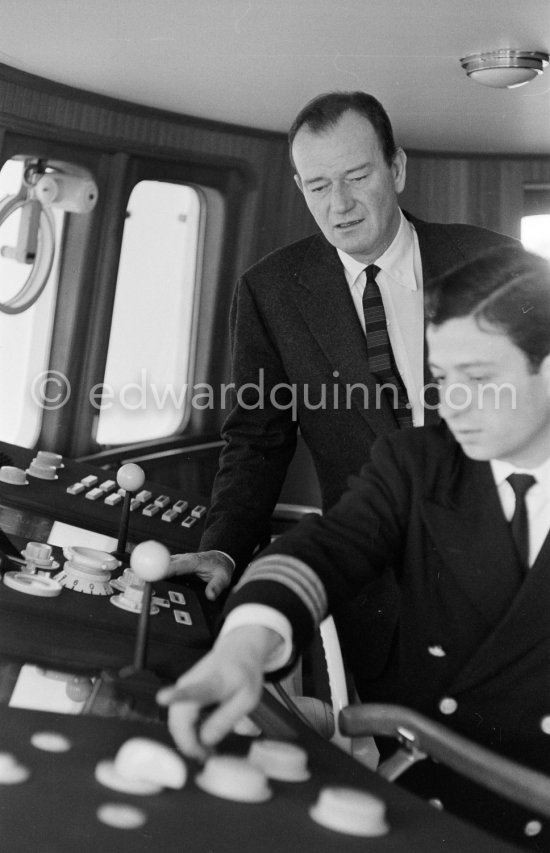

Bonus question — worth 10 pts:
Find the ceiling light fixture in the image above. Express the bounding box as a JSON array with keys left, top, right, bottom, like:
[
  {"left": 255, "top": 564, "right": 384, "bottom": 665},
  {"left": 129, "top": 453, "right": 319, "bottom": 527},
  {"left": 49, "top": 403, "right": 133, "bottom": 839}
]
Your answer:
[{"left": 460, "top": 49, "right": 549, "bottom": 89}]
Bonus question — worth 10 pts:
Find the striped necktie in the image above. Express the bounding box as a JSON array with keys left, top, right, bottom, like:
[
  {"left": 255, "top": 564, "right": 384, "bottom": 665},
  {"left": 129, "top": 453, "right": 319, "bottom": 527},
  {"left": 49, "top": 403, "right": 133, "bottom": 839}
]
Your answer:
[
  {"left": 507, "top": 473, "right": 536, "bottom": 571},
  {"left": 362, "top": 264, "right": 413, "bottom": 428}
]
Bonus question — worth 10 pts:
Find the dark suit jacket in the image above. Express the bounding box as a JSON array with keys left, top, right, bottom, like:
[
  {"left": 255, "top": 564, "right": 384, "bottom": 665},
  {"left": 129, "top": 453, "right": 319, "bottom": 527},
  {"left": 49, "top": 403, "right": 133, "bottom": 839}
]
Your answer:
[
  {"left": 201, "top": 214, "right": 518, "bottom": 569},
  {"left": 227, "top": 423, "right": 550, "bottom": 845}
]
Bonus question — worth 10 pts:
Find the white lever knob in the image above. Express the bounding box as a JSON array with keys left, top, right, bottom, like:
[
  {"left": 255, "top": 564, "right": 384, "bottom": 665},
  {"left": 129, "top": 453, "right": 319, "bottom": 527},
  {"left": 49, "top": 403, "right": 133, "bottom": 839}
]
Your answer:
[
  {"left": 116, "top": 463, "right": 145, "bottom": 492},
  {"left": 130, "top": 540, "right": 171, "bottom": 583}
]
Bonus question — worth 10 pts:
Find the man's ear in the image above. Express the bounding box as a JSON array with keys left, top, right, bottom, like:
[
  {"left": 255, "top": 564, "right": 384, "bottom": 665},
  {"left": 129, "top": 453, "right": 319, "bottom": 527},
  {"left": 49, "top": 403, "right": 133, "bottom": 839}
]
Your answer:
[
  {"left": 540, "top": 352, "right": 550, "bottom": 392},
  {"left": 392, "top": 148, "right": 407, "bottom": 195},
  {"left": 293, "top": 174, "right": 304, "bottom": 195}
]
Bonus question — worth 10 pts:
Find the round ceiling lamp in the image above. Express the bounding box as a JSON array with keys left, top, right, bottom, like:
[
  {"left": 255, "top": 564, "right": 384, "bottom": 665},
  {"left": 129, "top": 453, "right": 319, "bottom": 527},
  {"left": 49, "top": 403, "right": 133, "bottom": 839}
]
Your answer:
[{"left": 460, "top": 49, "right": 549, "bottom": 88}]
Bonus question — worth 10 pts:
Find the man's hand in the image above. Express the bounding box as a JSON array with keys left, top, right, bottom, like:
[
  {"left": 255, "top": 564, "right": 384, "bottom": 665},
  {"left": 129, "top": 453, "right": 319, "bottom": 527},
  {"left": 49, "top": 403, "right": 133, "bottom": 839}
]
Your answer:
[
  {"left": 168, "top": 551, "right": 234, "bottom": 600},
  {"left": 156, "top": 625, "right": 282, "bottom": 760}
]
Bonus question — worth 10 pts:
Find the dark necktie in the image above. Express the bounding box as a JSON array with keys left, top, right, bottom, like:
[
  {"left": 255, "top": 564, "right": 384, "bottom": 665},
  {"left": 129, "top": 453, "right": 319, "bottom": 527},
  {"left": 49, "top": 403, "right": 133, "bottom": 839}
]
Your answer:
[
  {"left": 506, "top": 473, "right": 536, "bottom": 570},
  {"left": 362, "top": 264, "right": 413, "bottom": 428}
]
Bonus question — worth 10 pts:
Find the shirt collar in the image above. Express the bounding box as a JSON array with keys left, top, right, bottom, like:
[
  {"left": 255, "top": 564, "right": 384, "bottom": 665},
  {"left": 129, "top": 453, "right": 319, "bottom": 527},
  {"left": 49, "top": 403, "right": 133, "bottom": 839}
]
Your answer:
[
  {"left": 337, "top": 210, "right": 417, "bottom": 291},
  {"left": 491, "top": 455, "right": 550, "bottom": 497}
]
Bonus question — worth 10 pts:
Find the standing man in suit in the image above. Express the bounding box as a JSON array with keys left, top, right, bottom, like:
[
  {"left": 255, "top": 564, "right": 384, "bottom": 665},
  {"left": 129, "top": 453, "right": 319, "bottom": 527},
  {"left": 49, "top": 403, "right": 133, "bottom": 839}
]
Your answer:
[
  {"left": 172, "top": 90, "right": 518, "bottom": 598},
  {"left": 159, "top": 247, "right": 550, "bottom": 848}
]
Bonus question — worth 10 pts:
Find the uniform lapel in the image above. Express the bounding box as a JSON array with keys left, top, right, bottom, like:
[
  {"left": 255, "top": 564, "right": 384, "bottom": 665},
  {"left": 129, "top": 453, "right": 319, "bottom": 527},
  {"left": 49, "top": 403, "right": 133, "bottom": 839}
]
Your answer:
[
  {"left": 451, "top": 537, "right": 550, "bottom": 694},
  {"left": 289, "top": 235, "right": 398, "bottom": 436},
  {"left": 421, "top": 454, "right": 524, "bottom": 625},
  {"left": 421, "top": 447, "right": 550, "bottom": 694}
]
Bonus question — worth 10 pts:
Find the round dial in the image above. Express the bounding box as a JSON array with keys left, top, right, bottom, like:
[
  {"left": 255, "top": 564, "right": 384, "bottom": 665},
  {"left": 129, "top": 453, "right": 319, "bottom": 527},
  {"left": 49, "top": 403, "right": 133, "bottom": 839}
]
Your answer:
[{"left": 53, "top": 546, "right": 121, "bottom": 595}]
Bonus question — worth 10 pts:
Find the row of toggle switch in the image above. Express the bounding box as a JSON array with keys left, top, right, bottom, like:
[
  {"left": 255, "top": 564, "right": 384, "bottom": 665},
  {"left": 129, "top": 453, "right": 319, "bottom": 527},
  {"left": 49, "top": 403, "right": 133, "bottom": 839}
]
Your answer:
[{"left": 66, "top": 475, "right": 207, "bottom": 528}]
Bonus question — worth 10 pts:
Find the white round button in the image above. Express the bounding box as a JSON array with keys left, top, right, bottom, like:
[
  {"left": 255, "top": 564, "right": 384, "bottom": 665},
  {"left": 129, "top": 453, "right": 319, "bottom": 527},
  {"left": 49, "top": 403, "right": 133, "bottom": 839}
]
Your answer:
[
  {"left": 25, "top": 542, "right": 53, "bottom": 562},
  {"left": 195, "top": 755, "right": 272, "bottom": 803},
  {"left": 31, "top": 731, "right": 72, "bottom": 752},
  {"left": 0, "top": 466, "right": 28, "bottom": 485},
  {"left": 248, "top": 739, "right": 310, "bottom": 782},
  {"left": 3, "top": 572, "right": 62, "bottom": 597},
  {"left": 524, "top": 820, "right": 542, "bottom": 837},
  {"left": 428, "top": 645, "right": 446, "bottom": 657},
  {"left": 0, "top": 753, "right": 30, "bottom": 784},
  {"left": 36, "top": 451, "right": 63, "bottom": 467},
  {"left": 540, "top": 715, "right": 550, "bottom": 735},
  {"left": 114, "top": 738, "right": 187, "bottom": 790},
  {"left": 95, "top": 759, "right": 162, "bottom": 796},
  {"left": 97, "top": 802, "right": 147, "bottom": 830},
  {"left": 27, "top": 461, "right": 57, "bottom": 480},
  {"left": 309, "top": 786, "right": 388, "bottom": 836},
  {"left": 438, "top": 697, "right": 457, "bottom": 715}
]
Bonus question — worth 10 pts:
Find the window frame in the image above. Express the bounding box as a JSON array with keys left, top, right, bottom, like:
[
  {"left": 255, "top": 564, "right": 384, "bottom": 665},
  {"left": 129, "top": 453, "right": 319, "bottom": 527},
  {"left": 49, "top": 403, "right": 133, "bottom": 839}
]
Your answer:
[{"left": 43, "top": 149, "right": 246, "bottom": 457}]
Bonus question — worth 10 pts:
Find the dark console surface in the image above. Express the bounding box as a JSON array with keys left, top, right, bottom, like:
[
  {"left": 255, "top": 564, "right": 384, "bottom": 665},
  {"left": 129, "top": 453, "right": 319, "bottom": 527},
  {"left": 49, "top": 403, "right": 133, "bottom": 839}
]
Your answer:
[
  {"left": 0, "top": 552, "right": 211, "bottom": 678},
  {"left": 0, "top": 443, "right": 527, "bottom": 853},
  {"left": 0, "top": 703, "right": 523, "bottom": 853},
  {"left": 0, "top": 440, "right": 208, "bottom": 552},
  {"left": 0, "top": 443, "right": 217, "bottom": 681}
]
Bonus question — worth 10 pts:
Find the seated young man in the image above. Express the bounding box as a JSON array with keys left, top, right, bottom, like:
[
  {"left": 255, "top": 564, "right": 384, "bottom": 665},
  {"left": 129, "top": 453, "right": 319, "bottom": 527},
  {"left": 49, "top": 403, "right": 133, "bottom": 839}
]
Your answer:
[{"left": 158, "top": 247, "right": 550, "bottom": 848}]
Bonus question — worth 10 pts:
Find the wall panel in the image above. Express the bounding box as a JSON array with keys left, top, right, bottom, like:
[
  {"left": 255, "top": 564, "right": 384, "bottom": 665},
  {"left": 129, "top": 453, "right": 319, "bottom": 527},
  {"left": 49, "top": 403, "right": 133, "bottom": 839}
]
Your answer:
[
  {"left": 401, "top": 152, "right": 550, "bottom": 238},
  {"left": 0, "top": 63, "right": 313, "bottom": 273}
]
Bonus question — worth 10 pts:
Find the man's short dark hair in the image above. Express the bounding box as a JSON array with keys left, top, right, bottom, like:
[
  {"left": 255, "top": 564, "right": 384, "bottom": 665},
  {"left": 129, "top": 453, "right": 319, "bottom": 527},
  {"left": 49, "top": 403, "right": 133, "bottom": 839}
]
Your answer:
[
  {"left": 288, "top": 91, "right": 398, "bottom": 170},
  {"left": 425, "top": 246, "right": 550, "bottom": 370}
]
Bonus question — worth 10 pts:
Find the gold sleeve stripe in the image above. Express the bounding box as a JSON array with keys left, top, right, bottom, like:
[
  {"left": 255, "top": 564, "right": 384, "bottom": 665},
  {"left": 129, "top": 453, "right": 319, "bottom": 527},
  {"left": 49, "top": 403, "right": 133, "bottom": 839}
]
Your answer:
[{"left": 235, "top": 555, "right": 327, "bottom": 626}]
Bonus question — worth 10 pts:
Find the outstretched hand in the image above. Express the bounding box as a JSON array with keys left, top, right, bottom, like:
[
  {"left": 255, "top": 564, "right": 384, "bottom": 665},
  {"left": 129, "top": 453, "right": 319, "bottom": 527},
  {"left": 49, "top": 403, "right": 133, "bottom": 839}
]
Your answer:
[
  {"left": 156, "top": 625, "right": 282, "bottom": 760},
  {"left": 168, "top": 550, "right": 234, "bottom": 600}
]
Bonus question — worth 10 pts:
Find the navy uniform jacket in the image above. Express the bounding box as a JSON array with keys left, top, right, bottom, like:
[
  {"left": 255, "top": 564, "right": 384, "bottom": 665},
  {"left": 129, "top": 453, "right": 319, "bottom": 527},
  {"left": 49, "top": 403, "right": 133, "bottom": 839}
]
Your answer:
[
  {"left": 200, "top": 214, "right": 518, "bottom": 570},
  {"left": 226, "top": 424, "right": 550, "bottom": 847}
]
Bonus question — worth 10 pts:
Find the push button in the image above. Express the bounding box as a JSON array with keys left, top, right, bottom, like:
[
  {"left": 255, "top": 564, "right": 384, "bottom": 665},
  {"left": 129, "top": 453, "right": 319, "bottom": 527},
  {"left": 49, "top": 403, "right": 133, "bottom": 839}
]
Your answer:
[
  {"left": 67, "top": 482, "right": 85, "bottom": 495},
  {"left": 524, "top": 820, "right": 542, "bottom": 837},
  {"left": 438, "top": 697, "right": 457, "bottom": 715},
  {"left": 142, "top": 503, "right": 160, "bottom": 517},
  {"left": 161, "top": 509, "right": 179, "bottom": 522},
  {"left": 154, "top": 494, "right": 170, "bottom": 508},
  {"left": 428, "top": 645, "right": 446, "bottom": 657},
  {"left": 80, "top": 475, "right": 98, "bottom": 488},
  {"left": 85, "top": 487, "right": 104, "bottom": 501}
]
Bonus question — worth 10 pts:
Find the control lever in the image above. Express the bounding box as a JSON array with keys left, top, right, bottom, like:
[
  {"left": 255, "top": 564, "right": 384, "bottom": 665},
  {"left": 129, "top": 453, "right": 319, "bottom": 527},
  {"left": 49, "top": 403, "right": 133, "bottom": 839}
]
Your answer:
[
  {"left": 111, "top": 463, "right": 146, "bottom": 562},
  {"left": 83, "top": 541, "right": 171, "bottom": 721}
]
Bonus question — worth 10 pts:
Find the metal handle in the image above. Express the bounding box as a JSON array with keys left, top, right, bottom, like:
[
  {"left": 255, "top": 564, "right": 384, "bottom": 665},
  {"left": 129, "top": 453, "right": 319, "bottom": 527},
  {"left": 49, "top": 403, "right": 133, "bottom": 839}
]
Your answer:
[{"left": 339, "top": 703, "right": 550, "bottom": 818}]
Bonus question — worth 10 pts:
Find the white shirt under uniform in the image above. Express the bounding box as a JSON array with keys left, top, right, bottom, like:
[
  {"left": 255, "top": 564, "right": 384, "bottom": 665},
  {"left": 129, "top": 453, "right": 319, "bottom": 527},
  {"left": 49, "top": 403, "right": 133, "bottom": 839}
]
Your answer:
[{"left": 491, "top": 456, "right": 550, "bottom": 568}]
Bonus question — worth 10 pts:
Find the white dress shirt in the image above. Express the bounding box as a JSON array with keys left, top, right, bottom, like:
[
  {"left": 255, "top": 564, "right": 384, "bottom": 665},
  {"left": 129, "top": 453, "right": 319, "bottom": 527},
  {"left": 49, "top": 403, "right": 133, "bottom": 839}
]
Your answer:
[
  {"left": 337, "top": 211, "right": 425, "bottom": 426},
  {"left": 491, "top": 456, "right": 550, "bottom": 567}
]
